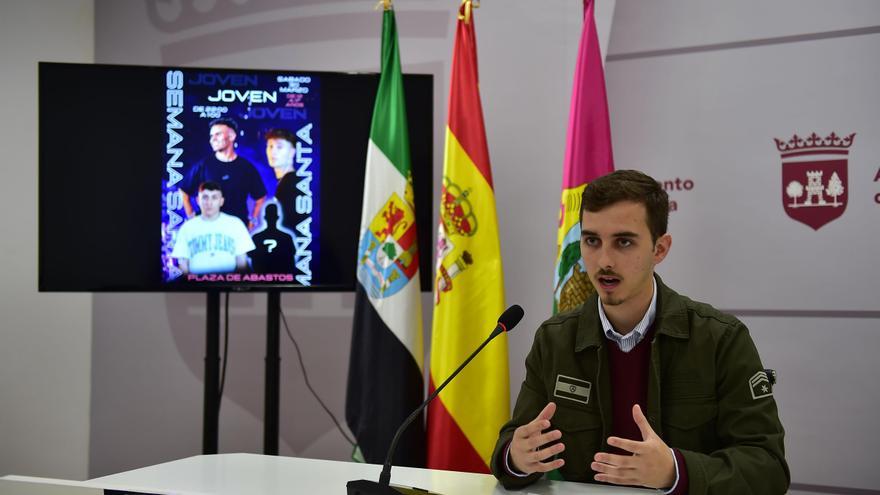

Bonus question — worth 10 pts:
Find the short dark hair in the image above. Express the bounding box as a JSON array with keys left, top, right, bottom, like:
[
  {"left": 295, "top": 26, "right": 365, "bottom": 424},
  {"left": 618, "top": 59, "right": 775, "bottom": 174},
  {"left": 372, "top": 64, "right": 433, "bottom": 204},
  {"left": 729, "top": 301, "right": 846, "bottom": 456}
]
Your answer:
[
  {"left": 209, "top": 118, "right": 238, "bottom": 133},
  {"left": 581, "top": 170, "right": 669, "bottom": 243},
  {"left": 264, "top": 128, "right": 296, "bottom": 146},
  {"left": 198, "top": 181, "right": 223, "bottom": 194}
]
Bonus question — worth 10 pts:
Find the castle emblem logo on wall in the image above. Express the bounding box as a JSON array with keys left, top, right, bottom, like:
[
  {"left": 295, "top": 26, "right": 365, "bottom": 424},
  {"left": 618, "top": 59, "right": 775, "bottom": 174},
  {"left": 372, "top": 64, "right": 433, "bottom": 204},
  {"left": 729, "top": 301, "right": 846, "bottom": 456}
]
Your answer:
[{"left": 774, "top": 132, "right": 855, "bottom": 230}]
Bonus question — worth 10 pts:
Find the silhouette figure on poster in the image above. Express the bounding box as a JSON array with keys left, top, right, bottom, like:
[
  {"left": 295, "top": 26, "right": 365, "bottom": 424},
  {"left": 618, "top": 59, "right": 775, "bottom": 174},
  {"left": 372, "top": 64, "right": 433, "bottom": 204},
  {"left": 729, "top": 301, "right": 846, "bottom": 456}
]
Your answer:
[{"left": 250, "top": 203, "right": 295, "bottom": 273}]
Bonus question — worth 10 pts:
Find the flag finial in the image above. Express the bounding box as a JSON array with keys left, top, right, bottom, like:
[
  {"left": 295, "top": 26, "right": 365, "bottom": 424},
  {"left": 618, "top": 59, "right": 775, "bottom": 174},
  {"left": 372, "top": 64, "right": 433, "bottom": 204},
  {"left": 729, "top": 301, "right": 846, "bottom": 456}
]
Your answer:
[
  {"left": 375, "top": 0, "right": 392, "bottom": 11},
  {"left": 459, "top": 0, "right": 479, "bottom": 24}
]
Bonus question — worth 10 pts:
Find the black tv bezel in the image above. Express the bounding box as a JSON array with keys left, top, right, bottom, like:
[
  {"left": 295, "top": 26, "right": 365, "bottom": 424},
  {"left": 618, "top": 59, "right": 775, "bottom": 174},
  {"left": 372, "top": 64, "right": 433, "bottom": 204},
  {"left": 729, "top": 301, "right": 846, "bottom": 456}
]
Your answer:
[{"left": 38, "top": 62, "right": 434, "bottom": 292}]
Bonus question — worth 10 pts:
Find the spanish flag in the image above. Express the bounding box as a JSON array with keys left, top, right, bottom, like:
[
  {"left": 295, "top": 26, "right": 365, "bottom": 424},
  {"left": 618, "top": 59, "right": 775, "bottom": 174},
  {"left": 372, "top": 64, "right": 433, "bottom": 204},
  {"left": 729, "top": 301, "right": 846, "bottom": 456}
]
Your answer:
[
  {"left": 345, "top": 3, "right": 425, "bottom": 467},
  {"left": 553, "top": 0, "right": 614, "bottom": 314},
  {"left": 427, "top": 0, "right": 509, "bottom": 473}
]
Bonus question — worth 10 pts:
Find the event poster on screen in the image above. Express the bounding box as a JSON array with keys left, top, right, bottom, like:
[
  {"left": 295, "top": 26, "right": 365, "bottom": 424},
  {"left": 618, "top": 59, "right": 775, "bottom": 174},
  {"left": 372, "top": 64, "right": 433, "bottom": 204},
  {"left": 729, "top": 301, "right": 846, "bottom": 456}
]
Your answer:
[{"left": 161, "top": 68, "right": 321, "bottom": 287}]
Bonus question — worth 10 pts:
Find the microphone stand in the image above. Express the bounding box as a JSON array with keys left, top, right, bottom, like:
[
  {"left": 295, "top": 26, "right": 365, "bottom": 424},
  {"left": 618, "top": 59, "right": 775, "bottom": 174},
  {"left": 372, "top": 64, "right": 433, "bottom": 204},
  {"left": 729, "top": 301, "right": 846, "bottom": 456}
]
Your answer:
[{"left": 347, "top": 323, "right": 510, "bottom": 495}]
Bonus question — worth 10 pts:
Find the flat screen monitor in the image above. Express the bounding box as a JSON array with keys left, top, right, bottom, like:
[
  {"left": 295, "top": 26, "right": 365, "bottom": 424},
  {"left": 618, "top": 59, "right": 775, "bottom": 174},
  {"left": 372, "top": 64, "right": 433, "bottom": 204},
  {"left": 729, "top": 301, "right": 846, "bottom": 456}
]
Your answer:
[{"left": 38, "top": 62, "right": 433, "bottom": 291}]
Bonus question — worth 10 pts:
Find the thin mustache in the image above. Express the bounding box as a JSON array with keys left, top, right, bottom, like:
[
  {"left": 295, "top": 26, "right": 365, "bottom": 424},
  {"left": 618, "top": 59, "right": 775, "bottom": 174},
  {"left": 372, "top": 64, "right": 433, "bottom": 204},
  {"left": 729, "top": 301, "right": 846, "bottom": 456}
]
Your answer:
[{"left": 596, "top": 269, "right": 621, "bottom": 279}]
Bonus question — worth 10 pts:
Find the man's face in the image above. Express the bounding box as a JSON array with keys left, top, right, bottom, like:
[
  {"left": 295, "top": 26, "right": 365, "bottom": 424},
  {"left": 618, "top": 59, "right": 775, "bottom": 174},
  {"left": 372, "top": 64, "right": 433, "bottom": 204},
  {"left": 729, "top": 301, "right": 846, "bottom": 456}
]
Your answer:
[
  {"left": 209, "top": 124, "right": 235, "bottom": 153},
  {"left": 197, "top": 189, "right": 224, "bottom": 219},
  {"left": 266, "top": 138, "right": 295, "bottom": 169},
  {"left": 580, "top": 200, "right": 670, "bottom": 308}
]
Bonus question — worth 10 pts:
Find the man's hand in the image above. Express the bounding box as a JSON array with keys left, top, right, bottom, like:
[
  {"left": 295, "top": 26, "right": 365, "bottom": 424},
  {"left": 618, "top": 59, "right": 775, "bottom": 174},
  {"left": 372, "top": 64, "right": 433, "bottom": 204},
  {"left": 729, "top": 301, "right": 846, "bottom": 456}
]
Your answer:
[
  {"left": 591, "top": 404, "right": 676, "bottom": 489},
  {"left": 509, "top": 402, "right": 566, "bottom": 475}
]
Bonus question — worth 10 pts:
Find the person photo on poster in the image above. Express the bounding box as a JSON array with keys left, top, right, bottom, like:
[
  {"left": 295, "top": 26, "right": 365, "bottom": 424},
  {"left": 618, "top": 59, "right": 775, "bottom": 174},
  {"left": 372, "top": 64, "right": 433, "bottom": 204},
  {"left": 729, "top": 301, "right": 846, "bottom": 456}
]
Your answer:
[
  {"left": 171, "top": 181, "right": 255, "bottom": 276},
  {"left": 178, "top": 118, "right": 267, "bottom": 231}
]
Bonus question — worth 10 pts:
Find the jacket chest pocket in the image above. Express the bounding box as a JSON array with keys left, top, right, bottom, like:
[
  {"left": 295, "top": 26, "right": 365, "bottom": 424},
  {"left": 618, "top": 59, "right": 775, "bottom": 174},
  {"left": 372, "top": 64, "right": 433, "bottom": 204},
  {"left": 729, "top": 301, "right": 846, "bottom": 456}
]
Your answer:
[
  {"left": 551, "top": 405, "right": 603, "bottom": 482},
  {"left": 661, "top": 400, "right": 718, "bottom": 452}
]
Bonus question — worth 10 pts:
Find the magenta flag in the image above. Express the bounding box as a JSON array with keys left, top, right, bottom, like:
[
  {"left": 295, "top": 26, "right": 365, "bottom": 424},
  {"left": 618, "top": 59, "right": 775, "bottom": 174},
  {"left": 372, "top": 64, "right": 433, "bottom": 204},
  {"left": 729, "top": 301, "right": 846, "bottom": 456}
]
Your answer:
[{"left": 553, "top": 0, "right": 615, "bottom": 313}]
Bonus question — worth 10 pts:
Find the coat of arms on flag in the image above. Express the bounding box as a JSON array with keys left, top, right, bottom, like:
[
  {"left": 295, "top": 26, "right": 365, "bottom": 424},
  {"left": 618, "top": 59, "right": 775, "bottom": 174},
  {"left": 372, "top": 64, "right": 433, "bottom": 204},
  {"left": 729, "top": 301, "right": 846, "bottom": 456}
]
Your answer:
[
  {"left": 554, "top": 203, "right": 595, "bottom": 314},
  {"left": 775, "top": 132, "right": 854, "bottom": 231},
  {"left": 358, "top": 189, "right": 419, "bottom": 299},
  {"left": 434, "top": 176, "right": 477, "bottom": 306}
]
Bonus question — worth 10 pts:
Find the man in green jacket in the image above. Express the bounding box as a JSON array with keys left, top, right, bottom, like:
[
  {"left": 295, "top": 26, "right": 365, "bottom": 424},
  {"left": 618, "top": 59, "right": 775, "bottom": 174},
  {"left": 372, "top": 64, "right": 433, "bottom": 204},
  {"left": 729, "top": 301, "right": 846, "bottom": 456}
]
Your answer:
[{"left": 491, "top": 170, "right": 789, "bottom": 494}]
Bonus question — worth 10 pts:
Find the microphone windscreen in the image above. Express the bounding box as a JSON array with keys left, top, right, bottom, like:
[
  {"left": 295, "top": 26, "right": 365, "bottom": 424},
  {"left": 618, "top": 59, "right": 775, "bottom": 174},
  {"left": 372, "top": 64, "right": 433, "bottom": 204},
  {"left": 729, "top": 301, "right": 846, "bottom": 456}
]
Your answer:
[{"left": 497, "top": 304, "right": 525, "bottom": 332}]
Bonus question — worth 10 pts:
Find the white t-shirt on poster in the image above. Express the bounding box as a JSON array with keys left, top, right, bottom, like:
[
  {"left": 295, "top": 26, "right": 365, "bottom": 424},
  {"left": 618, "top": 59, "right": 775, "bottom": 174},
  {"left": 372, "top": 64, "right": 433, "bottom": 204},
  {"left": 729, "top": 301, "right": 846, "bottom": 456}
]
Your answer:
[{"left": 171, "top": 213, "right": 255, "bottom": 274}]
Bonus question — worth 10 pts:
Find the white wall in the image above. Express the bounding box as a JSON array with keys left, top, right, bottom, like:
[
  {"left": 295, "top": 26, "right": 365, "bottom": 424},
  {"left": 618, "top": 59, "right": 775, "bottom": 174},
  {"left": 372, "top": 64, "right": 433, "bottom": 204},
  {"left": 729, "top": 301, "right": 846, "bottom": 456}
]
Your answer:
[{"left": 0, "top": 0, "right": 94, "bottom": 480}]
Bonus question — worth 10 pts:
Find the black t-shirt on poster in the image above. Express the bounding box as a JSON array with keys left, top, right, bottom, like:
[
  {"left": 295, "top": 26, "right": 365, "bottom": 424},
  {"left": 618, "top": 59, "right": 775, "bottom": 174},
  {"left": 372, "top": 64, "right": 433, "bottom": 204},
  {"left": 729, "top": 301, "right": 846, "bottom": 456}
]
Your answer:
[
  {"left": 275, "top": 172, "right": 303, "bottom": 234},
  {"left": 182, "top": 155, "right": 267, "bottom": 225}
]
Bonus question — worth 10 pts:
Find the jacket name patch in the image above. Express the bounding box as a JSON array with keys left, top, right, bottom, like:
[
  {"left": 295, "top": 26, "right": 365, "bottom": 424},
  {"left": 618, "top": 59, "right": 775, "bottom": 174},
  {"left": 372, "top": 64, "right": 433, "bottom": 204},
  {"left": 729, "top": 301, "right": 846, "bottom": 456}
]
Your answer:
[{"left": 554, "top": 374, "right": 591, "bottom": 404}]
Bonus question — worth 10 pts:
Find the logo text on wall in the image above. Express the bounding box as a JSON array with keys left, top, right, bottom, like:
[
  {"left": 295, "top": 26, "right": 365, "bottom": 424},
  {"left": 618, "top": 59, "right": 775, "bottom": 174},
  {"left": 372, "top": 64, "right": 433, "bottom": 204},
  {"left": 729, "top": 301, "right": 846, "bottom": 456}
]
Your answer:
[
  {"left": 774, "top": 132, "right": 854, "bottom": 230},
  {"left": 659, "top": 177, "right": 694, "bottom": 212}
]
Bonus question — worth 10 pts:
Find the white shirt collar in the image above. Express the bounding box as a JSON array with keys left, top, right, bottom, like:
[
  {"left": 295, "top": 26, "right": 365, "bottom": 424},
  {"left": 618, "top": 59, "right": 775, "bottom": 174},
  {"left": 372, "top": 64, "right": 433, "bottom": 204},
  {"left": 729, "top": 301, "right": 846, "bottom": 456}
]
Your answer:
[{"left": 598, "top": 276, "right": 658, "bottom": 352}]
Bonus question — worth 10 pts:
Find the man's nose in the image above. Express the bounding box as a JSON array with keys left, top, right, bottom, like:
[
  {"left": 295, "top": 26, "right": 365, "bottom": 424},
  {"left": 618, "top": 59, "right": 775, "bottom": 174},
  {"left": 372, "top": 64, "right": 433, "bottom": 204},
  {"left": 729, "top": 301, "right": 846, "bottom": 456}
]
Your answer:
[{"left": 597, "top": 246, "right": 614, "bottom": 270}]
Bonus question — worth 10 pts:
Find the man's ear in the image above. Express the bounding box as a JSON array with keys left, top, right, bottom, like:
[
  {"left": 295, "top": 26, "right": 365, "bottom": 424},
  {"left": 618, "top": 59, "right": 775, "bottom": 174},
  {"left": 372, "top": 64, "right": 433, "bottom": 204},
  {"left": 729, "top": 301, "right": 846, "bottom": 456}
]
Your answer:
[{"left": 653, "top": 233, "right": 671, "bottom": 265}]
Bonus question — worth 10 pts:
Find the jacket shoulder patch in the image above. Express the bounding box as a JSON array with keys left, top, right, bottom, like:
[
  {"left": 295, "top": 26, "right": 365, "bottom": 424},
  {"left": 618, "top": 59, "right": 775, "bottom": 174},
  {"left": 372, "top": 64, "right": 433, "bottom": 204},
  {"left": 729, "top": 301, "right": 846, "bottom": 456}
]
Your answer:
[{"left": 749, "top": 371, "right": 773, "bottom": 399}]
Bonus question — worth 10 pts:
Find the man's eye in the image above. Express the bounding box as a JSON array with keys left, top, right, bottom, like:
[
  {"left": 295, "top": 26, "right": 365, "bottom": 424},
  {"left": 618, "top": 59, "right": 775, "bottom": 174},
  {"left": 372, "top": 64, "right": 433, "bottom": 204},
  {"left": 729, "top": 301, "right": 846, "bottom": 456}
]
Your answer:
[
  {"left": 582, "top": 237, "right": 599, "bottom": 247},
  {"left": 618, "top": 239, "right": 633, "bottom": 248}
]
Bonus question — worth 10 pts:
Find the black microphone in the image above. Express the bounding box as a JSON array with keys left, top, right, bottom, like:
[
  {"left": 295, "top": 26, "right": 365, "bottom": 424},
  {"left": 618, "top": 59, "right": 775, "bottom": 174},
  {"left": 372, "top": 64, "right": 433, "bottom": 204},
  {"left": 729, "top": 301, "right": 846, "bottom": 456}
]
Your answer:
[{"left": 347, "top": 305, "right": 525, "bottom": 495}]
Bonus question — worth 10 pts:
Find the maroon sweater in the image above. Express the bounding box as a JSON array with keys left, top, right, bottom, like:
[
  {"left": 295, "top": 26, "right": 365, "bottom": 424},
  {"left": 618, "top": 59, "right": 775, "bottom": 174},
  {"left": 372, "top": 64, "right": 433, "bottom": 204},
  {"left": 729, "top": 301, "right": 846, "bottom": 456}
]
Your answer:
[{"left": 606, "top": 326, "right": 688, "bottom": 494}]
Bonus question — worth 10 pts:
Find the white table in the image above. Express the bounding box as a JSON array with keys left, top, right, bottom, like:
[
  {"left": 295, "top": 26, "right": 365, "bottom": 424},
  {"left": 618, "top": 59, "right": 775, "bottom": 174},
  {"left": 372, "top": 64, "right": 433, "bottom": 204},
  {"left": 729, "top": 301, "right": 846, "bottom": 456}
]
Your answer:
[{"left": 5, "top": 454, "right": 653, "bottom": 495}]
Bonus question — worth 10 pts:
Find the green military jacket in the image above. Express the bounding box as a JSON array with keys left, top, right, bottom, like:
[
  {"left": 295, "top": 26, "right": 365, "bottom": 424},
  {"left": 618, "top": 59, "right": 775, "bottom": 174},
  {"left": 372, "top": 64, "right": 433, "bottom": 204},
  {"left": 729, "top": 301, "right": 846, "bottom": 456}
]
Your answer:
[{"left": 491, "top": 276, "right": 790, "bottom": 494}]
